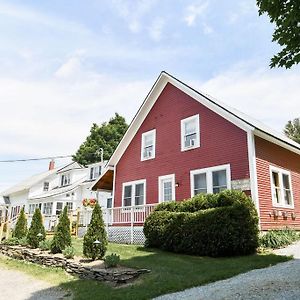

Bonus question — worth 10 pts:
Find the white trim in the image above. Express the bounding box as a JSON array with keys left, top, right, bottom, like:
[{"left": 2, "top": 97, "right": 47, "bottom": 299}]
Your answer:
[
  {"left": 190, "top": 164, "right": 231, "bottom": 197},
  {"left": 141, "top": 129, "right": 156, "bottom": 161},
  {"left": 158, "top": 174, "right": 176, "bottom": 203},
  {"left": 269, "top": 166, "right": 294, "bottom": 209},
  {"left": 247, "top": 131, "right": 260, "bottom": 220},
  {"left": 181, "top": 114, "right": 200, "bottom": 151},
  {"left": 122, "top": 179, "right": 146, "bottom": 207}
]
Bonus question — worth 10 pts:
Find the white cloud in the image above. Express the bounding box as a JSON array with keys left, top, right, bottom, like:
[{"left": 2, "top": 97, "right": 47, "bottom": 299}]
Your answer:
[
  {"left": 148, "top": 18, "right": 165, "bottom": 41},
  {"left": 184, "top": 1, "right": 208, "bottom": 27}
]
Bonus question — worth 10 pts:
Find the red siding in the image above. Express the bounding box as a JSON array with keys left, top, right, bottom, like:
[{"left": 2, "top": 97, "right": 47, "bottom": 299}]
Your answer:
[
  {"left": 114, "top": 83, "right": 250, "bottom": 206},
  {"left": 256, "top": 136, "right": 300, "bottom": 230}
]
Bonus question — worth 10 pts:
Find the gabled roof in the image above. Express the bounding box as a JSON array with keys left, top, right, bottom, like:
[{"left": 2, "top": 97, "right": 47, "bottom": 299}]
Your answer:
[
  {"left": 105, "top": 71, "right": 300, "bottom": 167},
  {"left": 0, "top": 168, "right": 57, "bottom": 196},
  {"left": 56, "top": 161, "right": 84, "bottom": 174}
]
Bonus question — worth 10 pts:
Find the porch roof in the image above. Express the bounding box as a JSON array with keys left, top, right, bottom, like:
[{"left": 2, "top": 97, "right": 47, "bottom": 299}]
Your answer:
[{"left": 91, "top": 167, "right": 114, "bottom": 191}]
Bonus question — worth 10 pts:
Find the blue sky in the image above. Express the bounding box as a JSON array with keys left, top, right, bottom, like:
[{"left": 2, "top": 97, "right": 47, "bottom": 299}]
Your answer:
[{"left": 0, "top": 0, "right": 299, "bottom": 193}]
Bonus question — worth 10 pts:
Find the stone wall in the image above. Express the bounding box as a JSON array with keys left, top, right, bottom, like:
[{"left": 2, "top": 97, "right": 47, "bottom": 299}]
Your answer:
[{"left": 0, "top": 245, "right": 150, "bottom": 285}]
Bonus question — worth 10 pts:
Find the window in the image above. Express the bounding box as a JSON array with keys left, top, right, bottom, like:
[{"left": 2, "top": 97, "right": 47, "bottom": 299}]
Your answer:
[
  {"left": 61, "top": 173, "right": 71, "bottom": 186},
  {"left": 29, "top": 203, "right": 39, "bottom": 214},
  {"left": 43, "top": 202, "right": 53, "bottom": 215},
  {"left": 141, "top": 129, "right": 156, "bottom": 161},
  {"left": 56, "top": 202, "right": 63, "bottom": 215},
  {"left": 159, "top": 174, "right": 175, "bottom": 202},
  {"left": 107, "top": 197, "right": 112, "bottom": 208},
  {"left": 181, "top": 115, "right": 200, "bottom": 151},
  {"left": 90, "top": 166, "right": 101, "bottom": 180},
  {"left": 122, "top": 180, "right": 146, "bottom": 207},
  {"left": 190, "top": 164, "right": 231, "bottom": 196},
  {"left": 270, "top": 166, "right": 293, "bottom": 208},
  {"left": 43, "top": 182, "right": 49, "bottom": 191},
  {"left": 66, "top": 202, "right": 73, "bottom": 211}
]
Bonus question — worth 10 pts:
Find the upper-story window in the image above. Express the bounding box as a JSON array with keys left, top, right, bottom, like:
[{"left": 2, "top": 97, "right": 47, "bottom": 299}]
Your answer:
[
  {"left": 61, "top": 173, "right": 71, "bottom": 186},
  {"left": 181, "top": 114, "right": 200, "bottom": 151},
  {"left": 270, "top": 166, "right": 293, "bottom": 208},
  {"left": 141, "top": 129, "right": 156, "bottom": 161},
  {"left": 190, "top": 164, "right": 231, "bottom": 196},
  {"left": 90, "top": 166, "right": 101, "bottom": 180},
  {"left": 43, "top": 182, "right": 49, "bottom": 191}
]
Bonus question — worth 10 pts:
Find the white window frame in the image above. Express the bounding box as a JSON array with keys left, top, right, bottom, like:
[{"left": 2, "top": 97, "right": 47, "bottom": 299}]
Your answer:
[
  {"left": 181, "top": 114, "right": 200, "bottom": 152},
  {"left": 190, "top": 164, "right": 231, "bottom": 197},
  {"left": 122, "top": 179, "right": 146, "bottom": 207},
  {"left": 90, "top": 166, "right": 101, "bottom": 180},
  {"left": 269, "top": 166, "right": 294, "bottom": 209},
  {"left": 158, "top": 174, "right": 176, "bottom": 203},
  {"left": 61, "top": 173, "right": 71, "bottom": 186},
  {"left": 141, "top": 129, "right": 156, "bottom": 161}
]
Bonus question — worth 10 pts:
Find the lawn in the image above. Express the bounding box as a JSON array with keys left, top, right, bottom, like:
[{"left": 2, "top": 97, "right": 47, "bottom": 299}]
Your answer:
[{"left": 0, "top": 238, "right": 290, "bottom": 300}]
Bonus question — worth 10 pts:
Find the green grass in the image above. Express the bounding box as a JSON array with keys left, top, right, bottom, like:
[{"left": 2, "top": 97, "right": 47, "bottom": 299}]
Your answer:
[{"left": 0, "top": 238, "right": 291, "bottom": 300}]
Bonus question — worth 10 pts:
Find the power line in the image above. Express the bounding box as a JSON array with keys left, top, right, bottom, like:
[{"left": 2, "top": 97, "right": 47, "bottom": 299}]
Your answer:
[{"left": 0, "top": 155, "right": 73, "bottom": 163}]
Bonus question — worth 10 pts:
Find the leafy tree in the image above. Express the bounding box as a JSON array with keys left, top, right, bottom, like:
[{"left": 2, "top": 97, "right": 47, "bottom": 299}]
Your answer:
[
  {"left": 73, "top": 113, "right": 128, "bottom": 165},
  {"left": 83, "top": 203, "right": 107, "bottom": 260},
  {"left": 50, "top": 206, "right": 72, "bottom": 253},
  {"left": 12, "top": 207, "right": 27, "bottom": 239},
  {"left": 257, "top": 0, "right": 300, "bottom": 68},
  {"left": 284, "top": 118, "right": 300, "bottom": 143},
  {"left": 27, "top": 208, "right": 46, "bottom": 248}
]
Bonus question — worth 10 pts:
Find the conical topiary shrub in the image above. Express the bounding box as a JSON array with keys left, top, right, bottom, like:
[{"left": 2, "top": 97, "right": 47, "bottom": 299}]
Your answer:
[
  {"left": 83, "top": 203, "right": 107, "bottom": 260},
  {"left": 13, "top": 207, "right": 27, "bottom": 239},
  {"left": 51, "top": 206, "right": 72, "bottom": 253},
  {"left": 27, "top": 208, "right": 46, "bottom": 248}
]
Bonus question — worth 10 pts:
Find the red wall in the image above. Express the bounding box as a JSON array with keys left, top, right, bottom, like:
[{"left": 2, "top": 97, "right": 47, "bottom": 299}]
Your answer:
[
  {"left": 256, "top": 136, "right": 300, "bottom": 230},
  {"left": 114, "top": 83, "right": 250, "bottom": 207}
]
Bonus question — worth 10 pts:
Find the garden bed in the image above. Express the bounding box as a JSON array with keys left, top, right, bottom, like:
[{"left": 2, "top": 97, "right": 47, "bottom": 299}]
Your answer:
[{"left": 0, "top": 244, "right": 150, "bottom": 285}]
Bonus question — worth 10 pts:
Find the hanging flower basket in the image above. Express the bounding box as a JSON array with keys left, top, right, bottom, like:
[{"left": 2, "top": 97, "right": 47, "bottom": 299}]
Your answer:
[{"left": 82, "top": 198, "right": 98, "bottom": 208}]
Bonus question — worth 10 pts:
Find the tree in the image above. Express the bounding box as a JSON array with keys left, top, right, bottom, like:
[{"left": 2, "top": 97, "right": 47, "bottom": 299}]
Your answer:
[
  {"left": 73, "top": 113, "right": 128, "bottom": 165},
  {"left": 257, "top": 0, "right": 300, "bottom": 69},
  {"left": 284, "top": 118, "right": 300, "bottom": 143},
  {"left": 13, "top": 207, "right": 27, "bottom": 239},
  {"left": 27, "top": 208, "right": 46, "bottom": 248},
  {"left": 83, "top": 203, "right": 107, "bottom": 260},
  {"left": 50, "top": 206, "right": 72, "bottom": 253}
]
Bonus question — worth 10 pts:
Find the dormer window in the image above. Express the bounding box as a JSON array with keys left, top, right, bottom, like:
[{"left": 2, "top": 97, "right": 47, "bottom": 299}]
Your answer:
[
  {"left": 61, "top": 173, "right": 71, "bottom": 186},
  {"left": 90, "top": 166, "right": 101, "bottom": 180},
  {"left": 141, "top": 129, "right": 156, "bottom": 161},
  {"left": 181, "top": 114, "right": 200, "bottom": 151},
  {"left": 43, "top": 182, "right": 49, "bottom": 191}
]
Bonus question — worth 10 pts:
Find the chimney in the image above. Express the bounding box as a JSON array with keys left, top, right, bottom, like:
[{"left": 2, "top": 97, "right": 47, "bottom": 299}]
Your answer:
[{"left": 48, "top": 159, "right": 55, "bottom": 170}]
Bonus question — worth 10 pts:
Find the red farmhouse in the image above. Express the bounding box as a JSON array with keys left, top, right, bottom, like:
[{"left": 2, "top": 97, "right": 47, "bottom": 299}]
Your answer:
[{"left": 93, "top": 72, "right": 300, "bottom": 231}]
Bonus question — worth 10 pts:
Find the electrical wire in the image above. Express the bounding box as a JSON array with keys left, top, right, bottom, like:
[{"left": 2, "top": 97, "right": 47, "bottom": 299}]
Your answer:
[{"left": 0, "top": 155, "right": 72, "bottom": 163}]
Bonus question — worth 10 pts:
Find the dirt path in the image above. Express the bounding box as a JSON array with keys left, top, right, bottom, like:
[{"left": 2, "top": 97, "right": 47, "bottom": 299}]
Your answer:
[{"left": 0, "top": 268, "right": 70, "bottom": 300}]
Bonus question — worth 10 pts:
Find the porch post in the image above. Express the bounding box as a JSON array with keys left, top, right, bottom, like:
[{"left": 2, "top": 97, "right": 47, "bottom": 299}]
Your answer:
[{"left": 130, "top": 206, "right": 134, "bottom": 244}]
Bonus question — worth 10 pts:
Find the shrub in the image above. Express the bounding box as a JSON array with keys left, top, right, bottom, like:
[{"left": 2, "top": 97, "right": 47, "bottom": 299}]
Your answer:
[
  {"left": 2, "top": 237, "right": 19, "bottom": 246},
  {"left": 51, "top": 206, "right": 72, "bottom": 254},
  {"left": 83, "top": 203, "right": 107, "bottom": 260},
  {"left": 39, "top": 239, "right": 52, "bottom": 251},
  {"left": 18, "top": 237, "right": 28, "bottom": 247},
  {"left": 12, "top": 207, "right": 27, "bottom": 239},
  {"left": 104, "top": 253, "right": 120, "bottom": 268},
  {"left": 259, "top": 228, "right": 300, "bottom": 249},
  {"left": 27, "top": 208, "right": 46, "bottom": 248},
  {"left": 62, "top": 246, "right": 75, "bottom": 259},
  {"left": 144, "top": 190, "right": 259, "bottom": 257}
]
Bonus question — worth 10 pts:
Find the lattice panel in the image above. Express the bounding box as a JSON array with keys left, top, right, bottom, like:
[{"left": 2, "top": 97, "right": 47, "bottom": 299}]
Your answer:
[{"left": 107, "top": 226, "right": 145, "bottom": 245}]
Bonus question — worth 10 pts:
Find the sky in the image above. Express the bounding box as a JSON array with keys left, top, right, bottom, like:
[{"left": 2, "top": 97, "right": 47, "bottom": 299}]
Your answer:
[{"left": 0, "top": 0, "right": 299, "bottom": 193}]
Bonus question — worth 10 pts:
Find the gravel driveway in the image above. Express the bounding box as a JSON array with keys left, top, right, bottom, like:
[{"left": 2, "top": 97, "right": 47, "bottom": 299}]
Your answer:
[
  {"left": 154, "top": 242, "right": 300, "bottom": 300},
  {"left": 0, "top": 268, "right": 71, "bottom": 300}
]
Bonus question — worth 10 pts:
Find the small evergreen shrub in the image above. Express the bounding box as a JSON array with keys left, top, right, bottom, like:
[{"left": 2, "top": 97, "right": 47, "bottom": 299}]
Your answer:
[
  {"left": 2, "top": 237, "right": 19, "bottom": 246},
  {"left": 51, "top": 206, "right": 72, "bottom": 254},
  {"left": 27, "top": 208, "right": 46, "bottom": 248},
  {"left": 259, "top": 228, "right": 300, "bottom": 249},
  {"left": 12, "top": 207, "right": 27, "bottom": 239},
  {"left": 104, "top": 253, "right": 120, "bottom": 268},
  {"left": 18, "top": 237, "right": 28, "bottom": 247},
  {"left": 62, "top": 246, "right": 75, "bottom": 259},
  {"left": 39, "top": 239, "right": 52, "bottom": 251},
  {"left": 83, "top": 203, "right": 107, "bottom": 260},
  {"left": 144, "top": 190, "right": 259, "bottom": 257}
]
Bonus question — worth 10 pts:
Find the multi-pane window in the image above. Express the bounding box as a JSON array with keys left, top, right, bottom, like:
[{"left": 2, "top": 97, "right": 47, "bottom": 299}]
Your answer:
[
  {"left": 90, "top": 166, "right": 101, "bottom": 180},
  {"left": 181, "top": 115, "right": 200, "bottom": 151},
  {"left": 43, "top": 182, "right": 49, "bottom": 191},
  {"left": 270, "top": 167, "right": 293, "bottom": 207},
  {"left": 141, "top": 129, "right": 156, "bottom": 161},
  {"left": 159, "top": 174, "right": 175, "bottom": 202},
  {"left": 66, "top": 202, "right": 73, "bottom": 211},
  {"left": 43, "top": 202, "right": 53, "bottom": 215},
  {"left": 122, "top": 180, "right": 146, "bottom": 207},
  {"left": 61, "top": 173, "right": 71, "bottom": 186},
  {"left": 56, "top": 202, "right": 63, "bottom": 215},
  {"left": 29, "top": 203, "right": 39, "bottom": 214},
  {"left": 191, "top": 164, "right": 230, "bottom": 196}
]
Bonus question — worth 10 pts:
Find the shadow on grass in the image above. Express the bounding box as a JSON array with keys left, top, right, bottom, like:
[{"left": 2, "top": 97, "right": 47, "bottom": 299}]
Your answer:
[{"left": 26, "top": 248, "right": 291, "bottom": 300}]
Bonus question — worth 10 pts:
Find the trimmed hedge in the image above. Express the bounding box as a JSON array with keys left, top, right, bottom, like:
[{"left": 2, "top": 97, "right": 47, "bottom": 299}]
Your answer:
[{"left": 144, "top": 190, "right": 259, "bottom": 257}]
